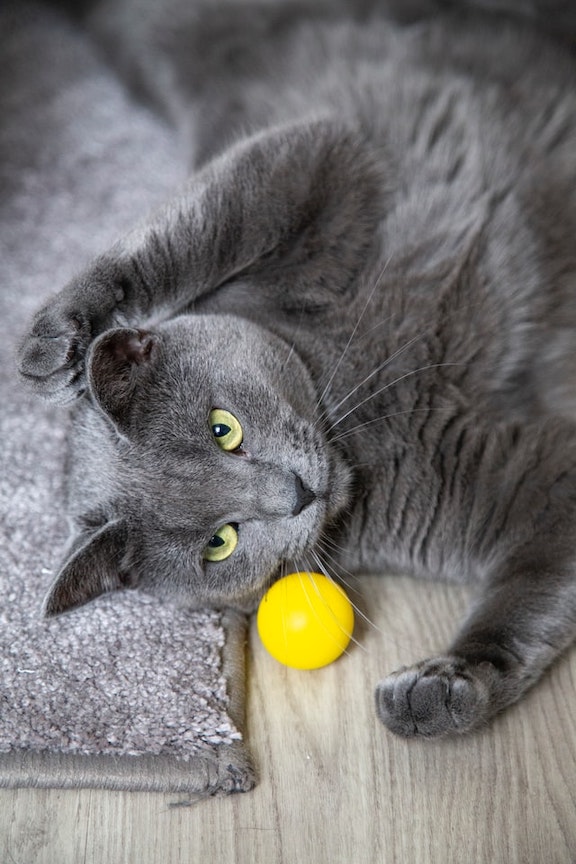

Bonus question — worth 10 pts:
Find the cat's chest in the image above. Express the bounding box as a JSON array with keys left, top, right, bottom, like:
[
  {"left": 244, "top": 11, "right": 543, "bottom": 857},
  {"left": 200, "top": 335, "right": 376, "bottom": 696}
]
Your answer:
[
  {"left": 316, "top": 346, "right": 467, "bottom": 579},
  {"left": 325, "top": 446, "right": 461, "bottom": 581}
]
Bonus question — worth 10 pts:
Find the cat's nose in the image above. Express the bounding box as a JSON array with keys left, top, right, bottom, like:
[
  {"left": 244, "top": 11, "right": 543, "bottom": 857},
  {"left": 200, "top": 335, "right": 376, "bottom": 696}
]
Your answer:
[{"left": 292, "top": 474, "right": 316, "bottom": 516}]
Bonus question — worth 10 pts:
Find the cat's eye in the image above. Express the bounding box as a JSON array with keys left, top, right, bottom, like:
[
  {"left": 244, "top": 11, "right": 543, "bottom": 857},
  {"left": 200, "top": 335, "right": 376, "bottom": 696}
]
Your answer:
[
  {"left": 203, "top": 523, "right": 239, "bottom": 562},
  {"left": 210, "top": 408, "right": 243, "bottom": 452}
]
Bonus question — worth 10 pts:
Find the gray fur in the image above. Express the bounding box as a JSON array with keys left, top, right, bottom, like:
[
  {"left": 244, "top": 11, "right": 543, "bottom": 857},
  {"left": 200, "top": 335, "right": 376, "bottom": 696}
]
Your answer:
[{"left": 18, "top": 0, "right": 576, "bottom": 737}]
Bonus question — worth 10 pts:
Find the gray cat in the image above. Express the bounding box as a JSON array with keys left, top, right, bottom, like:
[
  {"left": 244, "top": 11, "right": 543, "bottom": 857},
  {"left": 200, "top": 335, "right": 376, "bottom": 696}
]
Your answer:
[{"left": 18, "top": 0, "right": 576, "bottom": 738}]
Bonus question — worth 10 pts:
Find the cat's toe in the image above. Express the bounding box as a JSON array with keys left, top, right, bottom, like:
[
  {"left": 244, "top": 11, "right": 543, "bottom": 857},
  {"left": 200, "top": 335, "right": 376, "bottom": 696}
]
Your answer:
[
  {"left": 18, "top": 310, "right": 90, "bottom": 404},
  {"left": 375, "top": 656, "right": 490, "bottom": 738}
]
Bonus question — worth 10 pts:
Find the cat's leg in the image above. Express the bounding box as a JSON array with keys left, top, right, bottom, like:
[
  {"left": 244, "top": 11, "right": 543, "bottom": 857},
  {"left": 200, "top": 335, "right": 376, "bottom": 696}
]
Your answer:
[
  {"left": 375, "top": 415, "right": 576, "bottom": 737},
  {"left": 18, "top": 119, "right": 382, "bottom": 404}
]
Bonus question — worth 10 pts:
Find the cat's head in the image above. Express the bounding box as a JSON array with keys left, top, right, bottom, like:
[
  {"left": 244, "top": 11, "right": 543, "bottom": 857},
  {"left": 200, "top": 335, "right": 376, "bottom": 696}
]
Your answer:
[{"left": 43, "top": 314, "right": 351, "bottom": 616}]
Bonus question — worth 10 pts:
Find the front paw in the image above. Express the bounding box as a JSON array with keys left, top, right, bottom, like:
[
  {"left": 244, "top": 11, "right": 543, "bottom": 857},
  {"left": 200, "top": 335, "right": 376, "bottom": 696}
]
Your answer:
[
  {"left": 375, "top": 656, "right": 494, "bottom": 738},
  {"left": 18, "top": 303, "right": 92, "bottom": 405}
]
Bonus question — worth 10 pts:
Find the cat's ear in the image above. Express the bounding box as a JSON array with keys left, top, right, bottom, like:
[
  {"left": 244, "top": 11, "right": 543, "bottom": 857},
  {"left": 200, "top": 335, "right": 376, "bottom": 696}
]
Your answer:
[
  {"left": 87, "top": 328, "right": 157, "bottom": 433},
  {"left": 42, "top": 520, "right": 135, "bottom": 617}
]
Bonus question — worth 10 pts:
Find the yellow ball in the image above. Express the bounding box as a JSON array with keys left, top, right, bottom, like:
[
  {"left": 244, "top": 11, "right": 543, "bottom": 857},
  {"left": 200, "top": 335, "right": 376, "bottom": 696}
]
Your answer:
[{"left": 256, "top": 572, "right": 355, "bottom": 670}]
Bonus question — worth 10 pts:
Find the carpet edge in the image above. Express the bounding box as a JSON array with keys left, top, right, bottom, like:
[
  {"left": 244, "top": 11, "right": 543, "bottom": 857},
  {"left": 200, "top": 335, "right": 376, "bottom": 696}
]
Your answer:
[{"left": 0, "top": 610, "right": 257, "bottom": 795}]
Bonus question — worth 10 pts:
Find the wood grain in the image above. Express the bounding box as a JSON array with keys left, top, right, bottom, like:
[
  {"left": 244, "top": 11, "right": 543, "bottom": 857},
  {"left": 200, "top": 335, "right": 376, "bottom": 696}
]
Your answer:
[{"left": 2, "top": 575, "right": 576, "bottom": 864}]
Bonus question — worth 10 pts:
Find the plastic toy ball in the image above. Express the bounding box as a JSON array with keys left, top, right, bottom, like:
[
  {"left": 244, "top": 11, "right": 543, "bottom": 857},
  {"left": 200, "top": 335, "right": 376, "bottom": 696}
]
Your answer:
[{"left": 256, "top": 572, "right": 355, "bottom": 670}]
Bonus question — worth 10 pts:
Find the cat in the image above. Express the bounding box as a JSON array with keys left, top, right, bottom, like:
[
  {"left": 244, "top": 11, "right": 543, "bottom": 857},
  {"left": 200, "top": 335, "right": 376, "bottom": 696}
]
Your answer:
[{"left": 18, "top": 0, "right": 576, "bottom": 739}]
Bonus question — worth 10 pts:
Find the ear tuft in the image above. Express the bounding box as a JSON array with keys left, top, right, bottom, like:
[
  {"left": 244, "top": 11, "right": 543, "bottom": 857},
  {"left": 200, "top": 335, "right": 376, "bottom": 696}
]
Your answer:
[{"left": 107, "top": 329, "right": 156, "bottom": 365}]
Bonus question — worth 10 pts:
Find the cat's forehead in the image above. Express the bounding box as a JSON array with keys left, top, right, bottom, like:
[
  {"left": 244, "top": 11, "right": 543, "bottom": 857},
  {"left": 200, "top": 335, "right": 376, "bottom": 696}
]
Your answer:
[
  {"left": 157, "top": 313, "right": 272, "bottom": 366},
  {"left": 123, "top": 314, "right": 290, "bottom": 431}
]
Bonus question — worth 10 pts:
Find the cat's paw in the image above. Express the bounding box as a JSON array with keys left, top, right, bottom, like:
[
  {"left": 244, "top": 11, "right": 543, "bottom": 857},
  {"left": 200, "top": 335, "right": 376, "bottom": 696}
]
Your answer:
[
  {"left": 18, "top": 302, "right": 92, "bottom": 405},
  {"left": 375, "top": 656, "right": 493, "bottom": 738}
]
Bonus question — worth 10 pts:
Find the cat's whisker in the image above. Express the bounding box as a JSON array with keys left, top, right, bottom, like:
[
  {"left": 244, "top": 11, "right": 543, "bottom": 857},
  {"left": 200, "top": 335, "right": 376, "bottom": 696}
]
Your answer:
[
  {"left": 325, "top": 331, "right": 425, "bottom": 423},
  {"left": 312, "top": 547, "right": 385, "bottom": 637},
  {"left": 313, "top": 547, "right": 446, "bottom": 655},
  {"left": 299, "top": 560, "right": 367, "bottom": 655},
  {"left": 314, "top": 254, "right": 393, "bottom": 418},
  {"left": 328, "top": 362, "right": 464, "bottom": 431},
  {"left": 309, "top": 551, "right": 377, "bottom": 643},
  {"left": 329, "top": 406, "right": 454, "bottom": 444},
  {"left": 316, "top": 532, "right": 351, "bottom": 558},
  {"left": 280, "top": 302, "right": 307, "bottom": 374},
  {"left": 312, "top": 310, "right": 406, "bottom": 435},
  {"left": 315, "top": 536, "right": 363, "bottom": 584},
  {"left": 318, "top": 296, "right": 483, "bottom": 433}
]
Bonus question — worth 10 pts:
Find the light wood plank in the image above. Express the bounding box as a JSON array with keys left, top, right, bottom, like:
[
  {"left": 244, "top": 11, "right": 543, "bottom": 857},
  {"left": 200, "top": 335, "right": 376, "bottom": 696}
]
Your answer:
[{"left": 2, "top": 575, "right": 576, "bottom": 863}]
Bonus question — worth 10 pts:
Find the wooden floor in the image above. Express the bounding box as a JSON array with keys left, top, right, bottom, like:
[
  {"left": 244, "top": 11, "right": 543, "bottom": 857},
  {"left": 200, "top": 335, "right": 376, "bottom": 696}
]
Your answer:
[{"left": 2, "top": 574, "right": 576, "bottom": 864}]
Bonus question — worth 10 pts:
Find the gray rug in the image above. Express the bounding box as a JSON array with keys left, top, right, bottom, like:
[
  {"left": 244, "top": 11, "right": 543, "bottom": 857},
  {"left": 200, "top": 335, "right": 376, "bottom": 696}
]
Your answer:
[{"left": 0, "top": 2, "right": 255, "bottom": 795}]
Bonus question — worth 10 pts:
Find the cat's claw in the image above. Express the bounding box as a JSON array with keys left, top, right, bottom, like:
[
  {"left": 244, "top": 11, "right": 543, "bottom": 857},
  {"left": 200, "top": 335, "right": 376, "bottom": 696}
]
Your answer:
[
  {"left": 18, "top": 306, "right": 92, "bottom": 405},
  {"left": 375, "top": 656, "right": 493, "bottom": 738}
]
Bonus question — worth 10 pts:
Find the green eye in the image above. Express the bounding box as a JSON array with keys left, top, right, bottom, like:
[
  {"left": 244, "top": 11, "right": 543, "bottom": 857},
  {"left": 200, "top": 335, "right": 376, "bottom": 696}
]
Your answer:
[
  {"left": 210, "top": 408, "right": 243, "bottom": 451},
  {"left": 203, "top": 523, "right": 238, "bottom": 562}
]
